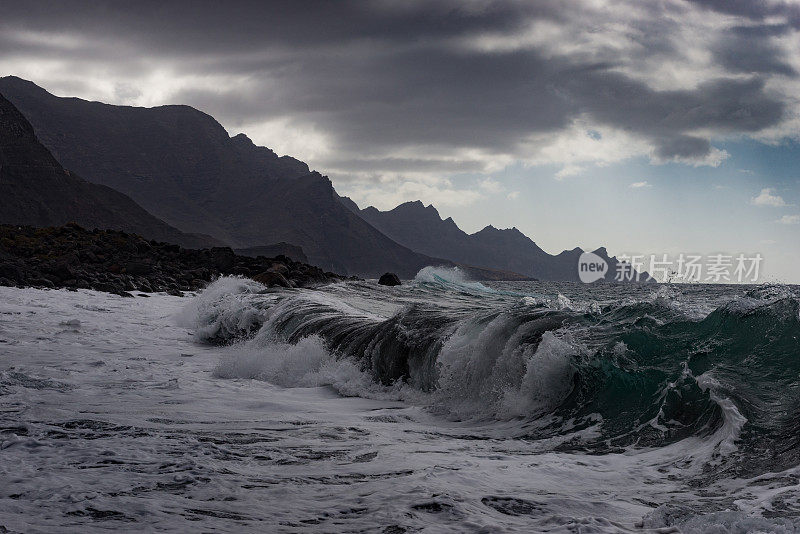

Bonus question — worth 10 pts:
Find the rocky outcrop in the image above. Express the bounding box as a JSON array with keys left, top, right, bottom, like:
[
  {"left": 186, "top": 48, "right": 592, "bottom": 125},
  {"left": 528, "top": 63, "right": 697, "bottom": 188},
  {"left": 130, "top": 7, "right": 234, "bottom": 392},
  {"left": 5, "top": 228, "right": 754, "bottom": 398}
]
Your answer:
[
  {"left": 235, "top": 243, "right": 308, "bottom": 263},
  {"left": 378, "top": 273, "right": 401, "bottom": 286},
  {"left": 0, "top": 224, "right": 344, "bottom": 296}
]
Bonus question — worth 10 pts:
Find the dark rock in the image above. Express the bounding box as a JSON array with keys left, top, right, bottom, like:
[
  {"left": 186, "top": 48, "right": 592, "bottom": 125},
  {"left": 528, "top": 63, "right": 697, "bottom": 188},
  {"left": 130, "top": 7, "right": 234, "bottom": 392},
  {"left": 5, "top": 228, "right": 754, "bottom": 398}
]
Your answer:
[
  {"left": 251, "top": 271, "right": 291, "bottom": 288},
  {"left": 92, "top": 282, "right": 121, "bottom": 294},
  {"left": 266, "top": 262, "right": 289, "bottom": 275},
  {"left": 0, "top": 262, "right": 22, "bottom": 280},
  {"left": 0, "top": 223, "right": 347, "bottom": 296},
  {"left": 236, "top": 243, "right": 308, "bottom": 264},
  {"left": 45, "top": 259, "right": 75, "bottom": 280},
  {"left": 124, "top": 261, "right": 153, "bottom": 276},
  {"left": 378, "top": 272, "right": 401, "bottom": 286},
  {"left": 209, "top": 247, "right": 235, "bottom": 271}
]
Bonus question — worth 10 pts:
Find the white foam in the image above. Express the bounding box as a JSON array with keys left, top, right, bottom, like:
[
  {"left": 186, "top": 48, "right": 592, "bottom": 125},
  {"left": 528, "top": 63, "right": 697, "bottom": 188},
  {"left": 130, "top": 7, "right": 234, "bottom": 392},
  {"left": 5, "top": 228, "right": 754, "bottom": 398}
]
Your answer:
[
  {"left": 500, "top": 331, "right": 576, "bottom": 418},
  {"left": 695, "top": 372, "right": 748, "bottom": 458},
  {"left": 213, "top": 332, "right": 414, "bottom": 401},
  {"left": 433, "top": 315, "right": 576, "bottom": 420},
  {"left": 521, "top": 295, "right": 549, "bottom": 307},
  {"left": 175, "top": 276, "right": 269, "bottom": 341},
  {"left": 644, "top": 507, "right": 799, "bottom": 533},
  {"left": 414, "top": 265, "right": 494, "bottom": 293}
]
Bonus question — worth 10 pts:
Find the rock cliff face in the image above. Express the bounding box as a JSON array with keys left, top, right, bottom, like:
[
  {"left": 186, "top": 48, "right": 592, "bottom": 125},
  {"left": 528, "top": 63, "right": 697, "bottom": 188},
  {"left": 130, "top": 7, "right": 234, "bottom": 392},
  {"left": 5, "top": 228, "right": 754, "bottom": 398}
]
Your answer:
[
  {"left": 0, "top": 93, "right": 219, "bottom": 249},
  {"left": 0, "top": 76, "right": 448, "bottom": 277}
]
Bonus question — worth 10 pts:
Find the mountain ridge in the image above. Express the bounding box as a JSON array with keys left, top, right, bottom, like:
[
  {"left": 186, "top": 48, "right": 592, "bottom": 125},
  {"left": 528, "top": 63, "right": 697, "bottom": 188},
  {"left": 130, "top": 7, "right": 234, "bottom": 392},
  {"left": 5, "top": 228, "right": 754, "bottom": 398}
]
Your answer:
[
  {"left": 0, "top": 76, "right": 451, "bottom": 278},
  {"left": 352, "top": 198, "right": 651, "bottom": 282},
  {"left": 1, "top": 76, "right": 651, "bottom": 281}
]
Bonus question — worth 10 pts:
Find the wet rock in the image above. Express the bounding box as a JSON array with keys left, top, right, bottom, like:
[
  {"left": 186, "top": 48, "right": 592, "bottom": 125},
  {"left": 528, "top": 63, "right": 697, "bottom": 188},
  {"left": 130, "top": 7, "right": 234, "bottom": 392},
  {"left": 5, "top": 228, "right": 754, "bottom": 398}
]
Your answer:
[
  {"left": 266, "top": 262, "right": 289, "bottom": 275},
  {"left": 209, "top": 247, "right": 235, "bottom": 271},
  {"left": 0, "top": 262, "right": 22, "bottom": 280},
  {"left": 378, "top": 272, "right": 401, "bottom": 286},
  {"left": 123, "top": 261, "right": 152, "bottom": 276},
  {"left": 252, "top": 271, "right": 291, "bottom": 288}
]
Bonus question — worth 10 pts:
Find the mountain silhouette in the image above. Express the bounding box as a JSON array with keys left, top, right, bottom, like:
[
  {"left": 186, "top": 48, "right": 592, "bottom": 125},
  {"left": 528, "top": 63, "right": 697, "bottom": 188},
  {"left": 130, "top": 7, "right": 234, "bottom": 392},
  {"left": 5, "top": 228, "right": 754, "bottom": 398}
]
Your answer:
[
  {"left": 0, "top": 76, "right": 448, "bottom": 277},
  {"left": 0, "top": 93, "right": 218, "bottom": 248},
  {"left": 350, "top": 198, "right": 651, "bottom": 282}
]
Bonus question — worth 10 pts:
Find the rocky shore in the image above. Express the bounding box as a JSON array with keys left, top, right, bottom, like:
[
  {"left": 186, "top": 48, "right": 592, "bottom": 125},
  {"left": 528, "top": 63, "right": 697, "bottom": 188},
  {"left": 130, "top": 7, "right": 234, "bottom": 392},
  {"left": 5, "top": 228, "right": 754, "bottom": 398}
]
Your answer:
[{"left": 0, "top": 224, "right": 345, "bottom": 296}]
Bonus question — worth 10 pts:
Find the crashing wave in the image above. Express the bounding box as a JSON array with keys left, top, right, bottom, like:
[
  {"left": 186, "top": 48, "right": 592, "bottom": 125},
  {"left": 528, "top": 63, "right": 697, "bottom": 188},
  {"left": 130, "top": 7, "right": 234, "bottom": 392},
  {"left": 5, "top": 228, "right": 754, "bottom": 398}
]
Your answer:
[{"left": 185, "top": 277, "right": 800, "bottom": 472}]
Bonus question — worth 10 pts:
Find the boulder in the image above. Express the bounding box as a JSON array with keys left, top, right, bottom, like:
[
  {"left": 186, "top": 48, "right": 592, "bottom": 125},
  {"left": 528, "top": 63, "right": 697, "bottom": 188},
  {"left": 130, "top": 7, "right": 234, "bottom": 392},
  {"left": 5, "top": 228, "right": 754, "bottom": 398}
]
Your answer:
[
  {"left": 124, "top": 261, "right": 153, "bottom": 276},
  {"left": 266, "top": 262, "right": 289, "bottom": 275},
  {"left": 252, "top": 270, "right": 291, "bottom": 288},
  {"left": 0, "top": 261, "right": 22, "bottom": 281},
  {"left": 209, "top": 247, "right": 235, "bottom": 271},
  {"left": 378, "top": 272, "right": 401, "bottom": 286}
]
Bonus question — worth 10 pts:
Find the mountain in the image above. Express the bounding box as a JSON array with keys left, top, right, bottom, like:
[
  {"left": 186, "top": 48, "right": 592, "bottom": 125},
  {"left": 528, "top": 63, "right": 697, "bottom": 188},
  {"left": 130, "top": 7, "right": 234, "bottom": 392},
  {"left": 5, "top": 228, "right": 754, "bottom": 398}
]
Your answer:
[
  {"left": 354, "top": 199, "right": 651, "bottom": 282},
  {"left": 0, "top": 93, "right": 219, "bottom": 249},
  {"left": 0, "top": 76, "right": 448, "bottom": 277}
]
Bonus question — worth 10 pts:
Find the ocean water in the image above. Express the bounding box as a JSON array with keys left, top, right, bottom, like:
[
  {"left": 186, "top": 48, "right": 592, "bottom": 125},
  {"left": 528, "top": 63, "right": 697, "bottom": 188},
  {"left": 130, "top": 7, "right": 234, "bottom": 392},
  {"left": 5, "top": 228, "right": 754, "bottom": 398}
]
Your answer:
[{"left": 1, "top": 269, "right": 799, "bottom": 533}]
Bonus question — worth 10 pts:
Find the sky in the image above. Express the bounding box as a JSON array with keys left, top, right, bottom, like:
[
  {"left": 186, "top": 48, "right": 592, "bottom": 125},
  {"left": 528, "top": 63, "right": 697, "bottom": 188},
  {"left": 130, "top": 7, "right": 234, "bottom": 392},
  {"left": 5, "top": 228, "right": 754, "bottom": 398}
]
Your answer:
[{"left": 1, "top": 0, "right": 799, "bottom": 281}]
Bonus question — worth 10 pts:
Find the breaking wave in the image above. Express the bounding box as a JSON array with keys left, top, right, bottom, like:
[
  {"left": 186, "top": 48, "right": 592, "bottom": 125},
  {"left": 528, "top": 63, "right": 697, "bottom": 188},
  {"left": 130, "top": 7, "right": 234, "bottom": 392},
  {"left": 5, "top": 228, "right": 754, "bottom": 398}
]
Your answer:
[{"left": 185, "top": 276, "right": 800, "bottom": 475}]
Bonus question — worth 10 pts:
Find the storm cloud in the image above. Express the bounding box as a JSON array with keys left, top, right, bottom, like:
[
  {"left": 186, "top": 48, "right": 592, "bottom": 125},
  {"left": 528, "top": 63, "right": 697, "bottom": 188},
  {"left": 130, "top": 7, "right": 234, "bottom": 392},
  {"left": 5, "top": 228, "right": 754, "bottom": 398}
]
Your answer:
[{"left": 1, "top": 0, "right": 798, "bottom": 191}]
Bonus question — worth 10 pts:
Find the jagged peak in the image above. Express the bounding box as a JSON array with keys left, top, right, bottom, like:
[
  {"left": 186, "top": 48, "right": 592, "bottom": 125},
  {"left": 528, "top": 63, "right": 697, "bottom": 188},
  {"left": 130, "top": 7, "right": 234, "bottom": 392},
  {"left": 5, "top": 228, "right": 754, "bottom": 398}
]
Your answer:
[
  {"left": 556, "top": 247, "right": 583, "bottom": 256},
  {"left": 475, "top": 224, "right": 527, "bottom": 237},
  {"left": 230, "top": 133, "right": 281, "bottom": 161},
  {"left": 390, "top": 200, "right": 442, "bottom": 218},
  {"left": 396, "top": 199, "right": 425, "bottom": 209},
  {"left": 231, "top": 132, "right": 254, "bottom": 145}
]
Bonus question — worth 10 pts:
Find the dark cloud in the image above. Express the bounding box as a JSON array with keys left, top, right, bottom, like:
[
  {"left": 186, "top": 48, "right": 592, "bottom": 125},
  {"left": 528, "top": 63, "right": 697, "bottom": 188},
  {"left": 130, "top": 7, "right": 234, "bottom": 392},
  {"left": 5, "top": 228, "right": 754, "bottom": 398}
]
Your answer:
[
  {"left": 177, "top": 51, "right": 784, "bottom": 163},
  {"left": 713, "top": 25, "right": 797, "bottom": 75},
  {"left": 0, "top": 0, "right": 797, "bottom": 174},
  {"left": 0, "top": 1, "right": 561, "bottom": 55}
]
